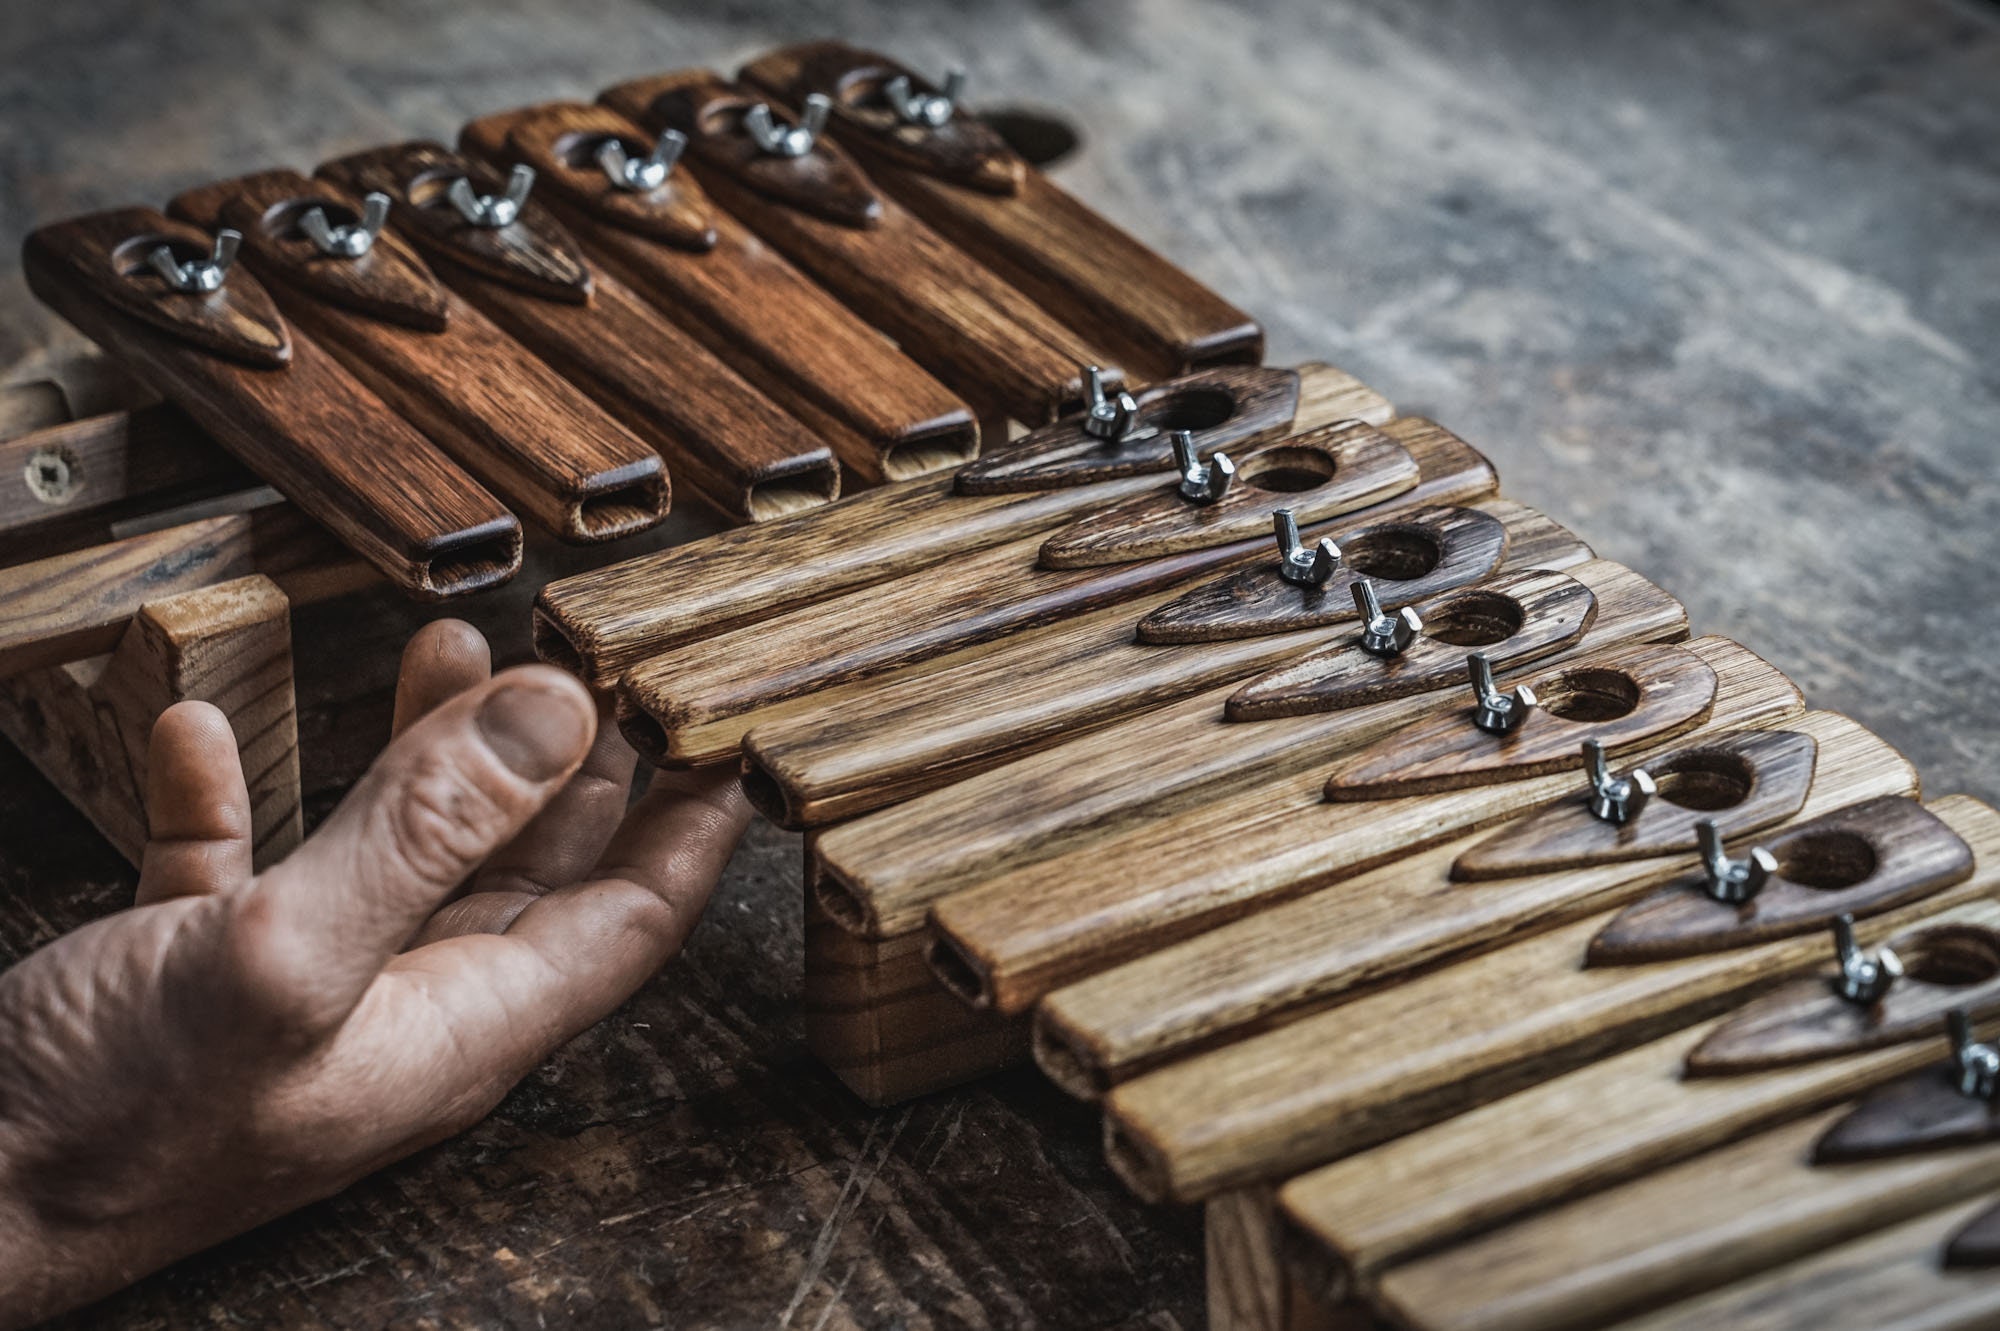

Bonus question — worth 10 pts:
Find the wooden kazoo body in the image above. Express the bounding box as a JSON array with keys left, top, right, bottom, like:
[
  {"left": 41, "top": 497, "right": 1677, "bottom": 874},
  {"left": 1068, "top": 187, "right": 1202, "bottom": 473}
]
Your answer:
[
  {"left": 599, "top": 69, "right": 1114, "bottom": 426},
  {"left": 533, "top": 359, "right": 1379, "bottom": 688},
  {"left": 22, "top": 208, "right": 521, "bottom": 598},
  {"left": 615, "top": 410, "right": 1462, "bottom": 768},
  {"left": 316, "top": 142, "right": 837, "bottom": 525},
  {"left": 458, "top": 102, "right": 978, "bottom": 485},
  {"left": 1275, "top": 899, "right": 2000, "bottom": 1304},
  {"left": 740, "top": 41, "right": 1264, "bottom": 382},
  {"left": 1100, "top": 794, "right": 1984, "bottom": 1207},
  {"left": 168, "top": 170, "right": 668, "bottom": 543}
]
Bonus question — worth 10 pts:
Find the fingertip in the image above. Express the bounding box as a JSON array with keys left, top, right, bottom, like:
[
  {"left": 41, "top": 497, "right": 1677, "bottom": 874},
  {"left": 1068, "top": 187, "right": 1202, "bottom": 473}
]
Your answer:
[
  {"left": 393, "top": 618, "right": 492, "bottom": 737},
  {"left": 473, "top": 667, "right": 598, "bottom": 784},
  {"left": 147, "top": 701, "right": 250, "bottom": 842}
]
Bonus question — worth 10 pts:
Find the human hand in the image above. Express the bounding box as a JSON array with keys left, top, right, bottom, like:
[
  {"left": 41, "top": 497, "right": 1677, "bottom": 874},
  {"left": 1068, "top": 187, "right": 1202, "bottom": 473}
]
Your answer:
[{"left": 0, "top": 620, "right": 750, "bottom": 1326}]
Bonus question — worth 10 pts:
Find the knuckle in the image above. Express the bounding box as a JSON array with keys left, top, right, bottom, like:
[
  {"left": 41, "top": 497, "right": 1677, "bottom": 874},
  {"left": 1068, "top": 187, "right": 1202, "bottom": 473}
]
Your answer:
[{"left": 373, "top": 751, "right": 522, "bottom": 891}]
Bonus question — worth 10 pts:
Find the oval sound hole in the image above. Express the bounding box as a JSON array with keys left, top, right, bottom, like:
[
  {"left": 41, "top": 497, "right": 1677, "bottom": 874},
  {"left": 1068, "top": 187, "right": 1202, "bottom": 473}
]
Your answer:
[
  {"left": 1424, "top": 591, "right": 1525, "bottom": 646},
  {"left": 1652, "top": 751, "right": 1756, "bottom": 810},
  {"left": 262, "top": 197, "right": 359, "bottom": 241},
  {"left": 114, "top": 233, "right": 207, "bottom": 279},
  {"left": 1343, "top": 528, "right": 1442, "bottom": 582},
  {"left": 1774, "top": 829, "right": 1877, "bottom": 891},
  {"left": 1148, "top": 387, "right": 1236, "bottom": 433},
  {"left": 1241, "top": 447, "right": 1337, "bottom": 493},
  {"left": 1539, "top": 668, "right": 1643, "bottom": 722},
  {"left": 1902, "top": 926, "right": 2000, "bottom": 987},
  {"left": 407, "top": 168, "right": 461, "bottom": 211},
  {"left": 553, "top": 130, "right": 639, "bottom": 170},
  {"left": 982, "top": 107, "right": 1082, "bottom": 168}
]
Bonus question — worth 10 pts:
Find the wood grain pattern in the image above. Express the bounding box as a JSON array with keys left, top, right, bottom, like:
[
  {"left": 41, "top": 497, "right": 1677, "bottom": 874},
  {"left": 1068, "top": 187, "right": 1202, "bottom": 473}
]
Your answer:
[
  {"left": 601, "top": 69, "right": 1117, "bottom": 425},
  {"left": 24, "top": 210, "right": 520, "bottom": 598},
  {"left": 1032, "top": 712, "right": 1892, "bottom": 1099},
  {"left": 1452, "top": 728, "right": 1820, "bottom": 881},
  {"left": 461, "top": 101, "right": 981, "bottom": 485},
  {"left": 743, "top": 41, "right": 1265, "bottom": 382},
  {"left": 1097, "top": 796, "right": 1991, "bottom": 1207},
  {"left": 1814, "top": 1056, "right": 2000, "bottom": 1162}
]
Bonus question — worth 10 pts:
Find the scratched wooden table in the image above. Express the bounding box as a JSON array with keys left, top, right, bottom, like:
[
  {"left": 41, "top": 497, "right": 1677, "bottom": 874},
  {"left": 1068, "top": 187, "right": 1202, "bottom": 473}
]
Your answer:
[{"left": 2, "top": 1, "right": 1996, "bottom": 1326}]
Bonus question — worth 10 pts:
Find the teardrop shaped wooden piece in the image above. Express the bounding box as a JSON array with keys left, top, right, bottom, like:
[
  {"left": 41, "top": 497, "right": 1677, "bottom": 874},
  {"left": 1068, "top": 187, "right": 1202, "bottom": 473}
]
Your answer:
[
  {"left": 22, "top": 207, "right": 291, "bottom": 368},
  {"left": 1588, "top": 796, "right": 1977, "bottom": 965},
  {"left": 1227, "top": 567, "right": 1598, "bottom": 721},
  {"left": 457, "top": 101, "right": 719, "bottom": 252},
  {"left": 955, "top": 365, "right": 1303, "bottom": 494},
  {"left": 603, "top": 71, "right": 883, "bottom": 228},
  {"left": 1687, "top": 914, "right": 2000, "bottom": 1075},
  {"left": 1139, "top": 503, "right": 1511, "bottom": 645},
  {"left": 745, "top": 41, "right": 1027, "bottom": 195},
  {"left": 1451, "top": 729, "right": 1820, "bottom": 881},
  {"left": 1813, "top": 1056, "right": 2000, "bottom": 1163},
  {"left": 168, "top": 169, "right": 451, "bottom": 334},
  {"left": 1036, "top": 420, "right": 1417, "bottom": 568},
  {"left": 1323, "top": 639, "right": 1719, "bottom": 801},
  {"left": 1947, "top": 1198, "right": 2000, "bottom": 1267},
  {"left": 317, "top": 142, "right": 593, "bottom": 304}
]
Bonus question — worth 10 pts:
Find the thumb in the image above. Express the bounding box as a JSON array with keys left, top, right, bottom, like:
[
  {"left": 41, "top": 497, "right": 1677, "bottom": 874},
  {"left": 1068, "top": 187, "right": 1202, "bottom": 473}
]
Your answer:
[{"left": 233, "top": 665, "right": 596, "bottom": 1031}]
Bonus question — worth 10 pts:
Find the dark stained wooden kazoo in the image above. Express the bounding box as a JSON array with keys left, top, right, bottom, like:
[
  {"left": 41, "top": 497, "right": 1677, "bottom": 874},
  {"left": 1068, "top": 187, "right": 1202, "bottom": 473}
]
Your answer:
[
  {"left": 531, "top": 360, "right": 1389, "bottom": 688},
  {"left": 1322, "top": 640, "right": 1720, "bottom": 802},
  {"left": 1687, "top": 899, "right": 2000, "bottom": 1074},
  {"left": 458, "top": 102, "right": 980, "bottom": 485},
  {"left": 1026, "top": 713, "right": 1886, "bottom": 1100},
  {"left": 739, "top": 41, "right": 1264, "bottom": 382},
  {"left": 1225, "top": 567, "right": 1599, "bottom": 721},
  {"left": 1096, "top": 795, "right": 1996, "bottom": 1207},
  {"left": 167, "top": 170, "right": 668, "bottom": 544},
  {"left": 600, "top": 69, "right": 1115, "bottom": 426},
  {"left": 957, "top": 364, "right": 1300, "bottom": 495},
  {"left": 1589, "top": 796, "right": 1976, "bottom": 965},
  {"left": 1949, "top": 1198, "right": 2000, "bottom": 1267},
  {"left": 316, "top": 142, "right": 839, "bottom": 524},
  {"left": 22, "top": 208, "right": 521, "bottom": 599}
]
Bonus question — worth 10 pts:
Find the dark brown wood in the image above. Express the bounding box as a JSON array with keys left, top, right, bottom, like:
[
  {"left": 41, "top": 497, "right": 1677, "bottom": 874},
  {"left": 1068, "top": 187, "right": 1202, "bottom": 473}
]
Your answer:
[
  {"left": 1137, "top": 504, "right": 1511, "bottom": 644},
  {"left": 1814, "top": 1058, "right": 2000, "bottom": 1162},
  {"left": 1947, "top": 1197, "right": 2000, "bottom": 1268},
  {"left": 170, "top": 170, "right": 671, "bottom": 544},
  {"left": 1590, "top": 795, "right": 1977, "bottom": 964},
  {"left": 459, "top": 101, "right": 979, "bottom": 485},
  {"left": 317, "top": 142, "right": 839, "bottom": 524},
  {"left": 1226, "top": 567, "right": 1598, "bottom": 721},
  {"left": 601, "top": 69, "right": 1118, "bottom": 425},
  {"left": 742, "top": 41, "right": 1266, "bottom": 382},
  {"left": 1451, "top": 728, "right": 1821, "bottom": 881},
  {"left": 1324, "top": 639, "right": 1719, "bottom": 801},
  {"left": 23, "top": 208, "right": 522, "bottom": 598}
]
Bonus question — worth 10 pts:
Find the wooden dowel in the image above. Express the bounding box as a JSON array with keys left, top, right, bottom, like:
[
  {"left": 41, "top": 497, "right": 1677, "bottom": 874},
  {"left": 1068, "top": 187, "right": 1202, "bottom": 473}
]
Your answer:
[
  {"left": 1099, "top": 795, "right": 1990, "bottom": 1207},
  {"left": 1033, "top": 711, "right": 1905, "bottom": 1099},
  {"left": 534, "top": 361, "right": 1388, "bottom": 688}
]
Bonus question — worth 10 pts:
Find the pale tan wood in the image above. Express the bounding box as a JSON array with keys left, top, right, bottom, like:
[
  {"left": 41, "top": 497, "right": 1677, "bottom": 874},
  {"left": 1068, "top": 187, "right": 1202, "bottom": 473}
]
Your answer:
[
  {"left": 534, "top": 361, "right": 1392, "bottom": 687},
  {"left": 1209, "top": 1186, "right": 1293, "bottom": 1331},
  {"left": 0, "top": 574, "right": 303, "bottom": 870},
  {"left": 923, "top": 637, "right": 1781, "bottom": 1021},
  {"left": 1034, "top": 711, "right": 1898, "bottom": 1098},
  {"left": 1608, "top": 1198, "right": 2000, "bottom": 1331},
  {"left": 1099, "top": 795, "right": 1993, "bottom": 1207}
]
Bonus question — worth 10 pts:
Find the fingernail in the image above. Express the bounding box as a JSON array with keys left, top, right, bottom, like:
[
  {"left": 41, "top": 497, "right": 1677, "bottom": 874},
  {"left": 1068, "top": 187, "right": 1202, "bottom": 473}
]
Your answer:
[{"left": 476, "top": 679, "right": 592, "bottom": 781}]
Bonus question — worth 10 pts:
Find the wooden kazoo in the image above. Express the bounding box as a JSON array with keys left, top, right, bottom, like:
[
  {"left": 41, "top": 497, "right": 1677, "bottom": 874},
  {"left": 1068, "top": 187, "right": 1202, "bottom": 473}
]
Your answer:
[
  {"left": 614, "top": 416, "right": 1478, "bottom": 769},
  {"left": 744, "top": 543, "right": 1599, "bottom": 833},
  {"left": 458, "top": 102, "right": 978, "bottom": 485},
  {"left": 533, "top": 359, "right": 1381, "bottom": 688},
  {"left": 168, "top": 169, "right": 669, "bottom": 544},
  {"left": 315, "top": 142, "right": 838, "bottom": 525},
  {"left": 1032, "top": 711, "right": 1883, "bottom": 1100},
  {"left": 599, "top": 69, "right": 1121, "bottom": 426},
  {"left": 813, "top": 553, "right": 1682, "bottom": 946},
  {"left": 739, "top": 42, "right": 1264, "bottom": 383},
  {"left": 23, "top": 208, "right": 521, "bottom": 599},
  {"left": 1099, "top": 794, "right": 1984, "bottom": 1207},
  {"left": 1273, "top": 900, "right": 2000, "bottom": 1306}
]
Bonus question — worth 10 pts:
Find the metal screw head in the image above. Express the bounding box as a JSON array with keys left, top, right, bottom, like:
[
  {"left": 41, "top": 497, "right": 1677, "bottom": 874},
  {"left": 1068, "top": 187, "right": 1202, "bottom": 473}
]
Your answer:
[
  {"left": 1274, "top": 509, "right": 1340, "bottom": 587},
  {"left": 598, "top": 129, "right": 686, "bottom": 192},
  {"left": 744, "top": 93, "right": 832, "bottom": 158},
  {"left": 1583, "top": 738, "right": 1657, "bottom": 824},
  {"left": 147, "top": 229, "right": 241, "bottom": 293},
  {"left": 1829, "top": 913, "right": 1903, "bottom": 1006},
  {"left": 1080, "top": 364, "right": 1150, "bottom": 443},
  {"left": 1950, "top": 1009, "right": 2000, "bottom": 1101},
  {"left": 883, "top": 66, "right": 966, "bottom": 127},
  {"left": 1171, "top": 429, "right": 1235, "bottom": 504},
  {"left": 1697, "top": 819, "right": 1778, "bottom": 904},
  {"left": 1468, "top": 652, "right": 1536, "bottom": 734},
  {"left": 448, "top": 164, "right": 535, "bottom": 228},
  {"left": 1351, "top": 579, "right": 1422, "bottom": 657},
  {"left": 299, "top": 191, "right": 390, "bottom": 258}
]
